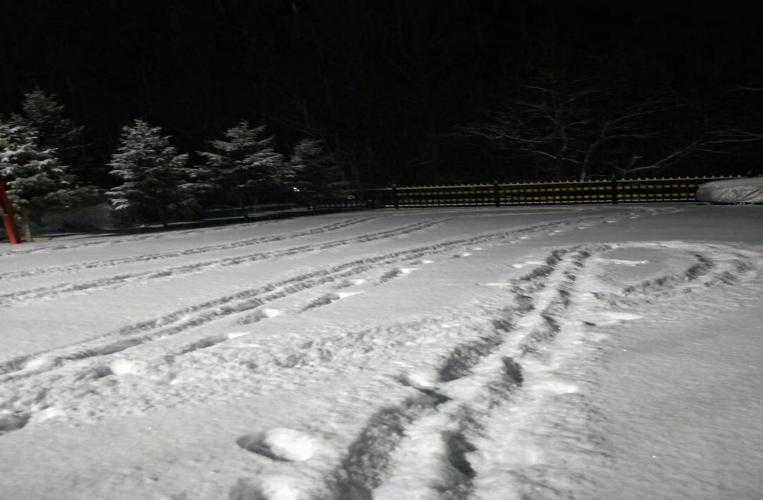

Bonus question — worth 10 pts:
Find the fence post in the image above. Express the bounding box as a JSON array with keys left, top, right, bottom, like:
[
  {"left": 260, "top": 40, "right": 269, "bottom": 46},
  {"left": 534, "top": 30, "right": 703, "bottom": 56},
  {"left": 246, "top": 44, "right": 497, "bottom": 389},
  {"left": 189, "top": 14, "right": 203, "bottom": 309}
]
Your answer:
[
  {"left": 611, "top": 175, "right": 618, "bottom": 205},
  {"left": 391, "top": 184, "right": 399, "bottom": 209},
  {"left": 493, "top": 180, "right": 500, "bottom": 207}
]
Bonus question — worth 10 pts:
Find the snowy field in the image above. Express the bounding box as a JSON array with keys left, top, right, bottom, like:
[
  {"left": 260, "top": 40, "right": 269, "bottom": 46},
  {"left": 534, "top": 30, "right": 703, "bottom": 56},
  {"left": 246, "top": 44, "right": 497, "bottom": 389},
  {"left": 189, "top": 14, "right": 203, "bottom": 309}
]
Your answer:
[{"left": 1, "top": 204, "right": 762, "bottom": 500}]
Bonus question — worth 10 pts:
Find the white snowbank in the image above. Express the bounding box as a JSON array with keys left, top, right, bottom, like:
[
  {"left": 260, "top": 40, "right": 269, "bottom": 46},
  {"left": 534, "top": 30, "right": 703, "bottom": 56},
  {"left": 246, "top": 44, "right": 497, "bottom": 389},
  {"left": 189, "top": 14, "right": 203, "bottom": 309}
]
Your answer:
[{"left": 696, "top": 177, "right": 763, "bottom": 204}]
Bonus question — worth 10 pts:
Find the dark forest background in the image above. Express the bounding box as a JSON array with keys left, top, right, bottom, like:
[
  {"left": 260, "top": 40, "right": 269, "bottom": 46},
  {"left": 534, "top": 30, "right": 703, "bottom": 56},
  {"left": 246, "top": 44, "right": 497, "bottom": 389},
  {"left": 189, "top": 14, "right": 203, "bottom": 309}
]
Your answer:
[{"left": 2, "top": 0, "right": 762, "bottom": 188}]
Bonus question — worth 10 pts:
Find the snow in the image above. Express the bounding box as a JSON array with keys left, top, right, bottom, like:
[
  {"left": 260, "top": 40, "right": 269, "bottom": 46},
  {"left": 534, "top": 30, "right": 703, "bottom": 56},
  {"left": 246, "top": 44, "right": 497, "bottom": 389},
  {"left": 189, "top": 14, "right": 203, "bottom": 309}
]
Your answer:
[
  {"left": 1, "top": 204, "right": 762, "bottom": 499},
  {"left": 238, "top": 428, "right": 320, "bottom": 462},
  {"left": 696, "top": 176, "right": 763, "bottom": 204}
]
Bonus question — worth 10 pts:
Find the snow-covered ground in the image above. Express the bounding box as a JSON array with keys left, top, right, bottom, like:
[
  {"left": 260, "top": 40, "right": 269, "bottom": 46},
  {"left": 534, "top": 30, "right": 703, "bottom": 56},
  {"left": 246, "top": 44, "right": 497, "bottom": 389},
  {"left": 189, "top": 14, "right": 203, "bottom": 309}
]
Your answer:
[{"left": 1, "top": 205, "right": 762, "bottom": 500}]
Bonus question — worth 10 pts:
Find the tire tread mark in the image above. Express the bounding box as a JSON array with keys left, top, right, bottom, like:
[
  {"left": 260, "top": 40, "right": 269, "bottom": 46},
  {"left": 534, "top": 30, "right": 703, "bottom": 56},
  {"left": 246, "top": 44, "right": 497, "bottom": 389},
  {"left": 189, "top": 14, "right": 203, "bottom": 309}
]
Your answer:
[{"left": 0, "top": 217, "right": 375, "bottom": 280}]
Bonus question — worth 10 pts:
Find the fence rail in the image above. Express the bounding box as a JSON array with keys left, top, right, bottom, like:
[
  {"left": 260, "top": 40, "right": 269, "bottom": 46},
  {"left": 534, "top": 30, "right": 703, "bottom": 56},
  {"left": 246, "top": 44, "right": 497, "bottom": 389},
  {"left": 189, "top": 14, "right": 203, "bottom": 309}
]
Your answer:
[{"left": 361, "top": 176, "right": 737, "bottom": 208}]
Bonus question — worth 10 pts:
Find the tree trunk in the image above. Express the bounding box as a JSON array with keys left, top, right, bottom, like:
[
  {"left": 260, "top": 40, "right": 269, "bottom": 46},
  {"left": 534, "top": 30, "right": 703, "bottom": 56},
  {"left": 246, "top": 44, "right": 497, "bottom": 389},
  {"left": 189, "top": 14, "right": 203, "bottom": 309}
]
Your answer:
[
  {"left": 18, "top": 212, "right": 32, "bottom": 242},
  {"left": 579, "top": 164, "right": 587, "bottom": 181}
]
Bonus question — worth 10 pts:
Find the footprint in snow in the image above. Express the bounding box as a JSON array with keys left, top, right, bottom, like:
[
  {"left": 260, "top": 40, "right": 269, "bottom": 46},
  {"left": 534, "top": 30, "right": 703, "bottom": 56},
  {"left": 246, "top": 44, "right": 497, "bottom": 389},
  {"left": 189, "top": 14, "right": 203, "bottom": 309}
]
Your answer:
[
  {"left": 237, "top": 308, "right": 282, "bottom": 325},
  {"left": 0, "top": 411, "right": 31, "bottom": 435},
  {"left": 452, "top": 252, "right": 471, "bottom": 258},
  {"left": 378, "top": 268, "right": 417, "bottom": 283},
  {"left": 334, "top": 278, "right": 367, "bottom": 289},
  {"left": 302, "top": 292, "right": 359, "bottom": 310},
  {"left": 237, "top": 428, "right": 318, "bottom": 462}
]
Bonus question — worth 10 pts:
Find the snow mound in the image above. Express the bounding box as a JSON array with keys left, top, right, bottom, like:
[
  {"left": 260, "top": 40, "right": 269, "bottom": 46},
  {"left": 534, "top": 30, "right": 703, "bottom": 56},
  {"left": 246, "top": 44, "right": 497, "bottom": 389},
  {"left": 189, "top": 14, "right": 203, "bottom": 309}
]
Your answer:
[
  {"left": 512, "top": 260, "right": 544, "bottom": 269},
  {"left": 237, "top": 428, "right": 318, "bottom": 462},
  {"left": 583, "top": 311, "right": 642, "bottom": 327},
  {"left": 108, "top": 358, "right": 138, "bottom": 375},
  {"left": 261, "top": 308, "right": 282, "bottom": 318},
  {"left": 230, "top": 476, "right": 305, "bottom": 500},
  {"left": 696, "top": 177, "right": 763, "bottom": 204},
  {"left": 23, "top": 356, "right": 55, "bottom": 371},
  {"left": 400, "top": 370, "right": 437, "bottom": 390}
]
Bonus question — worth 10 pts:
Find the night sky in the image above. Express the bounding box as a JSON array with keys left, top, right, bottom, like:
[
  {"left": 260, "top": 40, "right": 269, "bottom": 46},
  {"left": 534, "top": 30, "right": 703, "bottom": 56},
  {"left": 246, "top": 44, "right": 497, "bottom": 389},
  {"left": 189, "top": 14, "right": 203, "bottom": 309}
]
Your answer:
[{"left": 2, "top": 1, "right": 762, "bottom": 185}]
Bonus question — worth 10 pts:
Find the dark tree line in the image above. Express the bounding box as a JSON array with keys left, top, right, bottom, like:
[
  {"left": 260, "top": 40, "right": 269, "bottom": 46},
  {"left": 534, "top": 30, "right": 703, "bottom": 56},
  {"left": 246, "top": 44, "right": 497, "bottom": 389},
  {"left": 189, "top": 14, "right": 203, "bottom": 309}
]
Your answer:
[
  {"left": 1, "top": 91, "right": 344, "bottom": 234},
  {"left": 1, "top": 1, "right": 762, "bottom": 187}
]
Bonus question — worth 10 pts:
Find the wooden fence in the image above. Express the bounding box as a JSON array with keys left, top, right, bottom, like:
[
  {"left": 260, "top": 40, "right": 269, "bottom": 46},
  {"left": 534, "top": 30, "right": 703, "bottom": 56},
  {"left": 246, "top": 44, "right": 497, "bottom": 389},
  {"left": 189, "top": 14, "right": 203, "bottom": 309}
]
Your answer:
[
  {"left": 360, "top": 176, "right": 737, "bottom": 209},
  {"left": 196, "top": 175, "right": 738, "bottom": 217}
]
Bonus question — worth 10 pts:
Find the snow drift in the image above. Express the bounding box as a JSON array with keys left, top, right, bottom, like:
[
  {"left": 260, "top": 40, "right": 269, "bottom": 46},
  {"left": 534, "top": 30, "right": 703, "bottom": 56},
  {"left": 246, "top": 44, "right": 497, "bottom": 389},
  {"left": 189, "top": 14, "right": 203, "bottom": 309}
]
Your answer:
[{"left": 696, "top": 176, "right": 763, "bottom": 204}]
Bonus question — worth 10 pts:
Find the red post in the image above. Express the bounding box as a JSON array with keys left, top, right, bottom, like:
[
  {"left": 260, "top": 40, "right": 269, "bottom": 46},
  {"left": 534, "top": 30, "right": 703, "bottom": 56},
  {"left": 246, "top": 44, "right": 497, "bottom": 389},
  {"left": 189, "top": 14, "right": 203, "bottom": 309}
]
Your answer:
[{"left": 0, "top": 180, "right": 20, "bottom": 244}]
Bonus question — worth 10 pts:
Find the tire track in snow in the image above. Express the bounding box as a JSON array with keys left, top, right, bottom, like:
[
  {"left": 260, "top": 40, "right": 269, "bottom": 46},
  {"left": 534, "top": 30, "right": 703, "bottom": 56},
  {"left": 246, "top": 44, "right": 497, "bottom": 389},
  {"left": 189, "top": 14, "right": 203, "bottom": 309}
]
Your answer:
[
  {"left": 326, "top": 393, "right": 449, "bottom": 500},
  {"left": 324, "top": 249, "right": 589, "bottom": 499},
  {"left": 3, "top": 240, "right": 753, "bottom": 453},
  {"left": 0, "top": 217, "right": 293, "bottom": 257},
  {"left": 373, "top": 248, "right": 611, "bottom": 499},
  {"left": 461, "top": 245, "right": 757, "bottom": 499},
  {"left": 0, "top": 317, "right": 452, "bottom": 437},
  {"left": 0, "top": 211, "right": 641, "bottom": 391},
  {"left": 0, "top": 210, "right": 675, "bottom": 436},
  {"left": 0, "top": 218, "right": 444, "bottom": 307},
  {"left": 0, "top": 217, "right": 376, "bottom": 281},
  {"left": 326, "top": 242, "right": 758, "bottom": 499},
  {"left": 594, "top": 243, "right": 758, "bottom": 307},
  {"left": 0, "top": 221, "right": 608, "bottom": 432},
  {"left": 0, "top": 218, "right": 575, "bottom": 380}
]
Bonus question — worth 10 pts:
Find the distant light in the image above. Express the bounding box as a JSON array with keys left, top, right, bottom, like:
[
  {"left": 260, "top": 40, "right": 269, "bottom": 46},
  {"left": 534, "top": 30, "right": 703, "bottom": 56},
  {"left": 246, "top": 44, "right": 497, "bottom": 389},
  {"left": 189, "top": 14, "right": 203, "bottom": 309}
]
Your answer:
[{"left": 293, "top": 187, "right": 300, "bottom": 192}]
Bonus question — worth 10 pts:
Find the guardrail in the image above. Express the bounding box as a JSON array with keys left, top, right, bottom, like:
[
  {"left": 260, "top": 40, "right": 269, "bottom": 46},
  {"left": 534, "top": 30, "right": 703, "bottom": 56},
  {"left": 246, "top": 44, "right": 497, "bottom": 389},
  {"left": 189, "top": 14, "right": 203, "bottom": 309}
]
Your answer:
[{"left": 361, "top": 176, "right": 738, "bottom": 208}]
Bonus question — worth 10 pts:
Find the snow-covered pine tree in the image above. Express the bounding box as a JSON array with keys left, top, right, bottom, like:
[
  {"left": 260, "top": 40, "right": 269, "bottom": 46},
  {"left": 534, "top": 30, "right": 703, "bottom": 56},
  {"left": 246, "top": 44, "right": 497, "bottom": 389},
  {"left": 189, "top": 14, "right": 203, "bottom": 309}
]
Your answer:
[
  {"left": 20, "top": 89, "right": 84, "bottom": 150},
  {"left": 197, "top": 121, "right": 284, "bottom": 215},
  {"left": 107, "top": 120, "right": 195, "bottom": 227},
  {"left": 289, "top": 138, "right": 347, "bottom": 205},
  {"left": 0, "top": 119, "right": 81, "bottom": 240},
  {"left": 14, "top": 89, "right": 97, "bottom": 184}
]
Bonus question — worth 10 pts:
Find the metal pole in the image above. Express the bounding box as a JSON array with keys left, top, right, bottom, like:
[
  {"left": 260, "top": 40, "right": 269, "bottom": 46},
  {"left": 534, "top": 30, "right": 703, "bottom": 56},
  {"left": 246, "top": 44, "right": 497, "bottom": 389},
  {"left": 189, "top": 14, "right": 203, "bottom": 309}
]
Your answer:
[
  {"left": 493, "top": 180, "right": 500, "bottom": 207},
  {"left": 392, "top": 184, "right": 399, "bottom": 209},
  {"left": 0, "top": 180, "right": 20, "bottom": 244}
]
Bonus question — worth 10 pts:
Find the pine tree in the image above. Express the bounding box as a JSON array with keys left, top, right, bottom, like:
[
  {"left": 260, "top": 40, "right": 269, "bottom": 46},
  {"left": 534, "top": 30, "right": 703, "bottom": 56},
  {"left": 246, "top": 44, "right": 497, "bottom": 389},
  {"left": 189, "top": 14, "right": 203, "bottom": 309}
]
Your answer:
[
  {"left": 0, "top": 119, "right": 82, "bottom": 240},
  {"left": 107, "top": 120, "right": 196, "bottom": 227},
  {"left": 289, "top": 138, "right": 347, "bottom": 205},
  {"left": 15, "top": 90, "right": 98, "bottom": 185},
  {"left": 20, "top": 89, "right": 83, "bottom": 150},
  {"left": 197, "top": 121, "right": 284, "bottom": 214}
]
